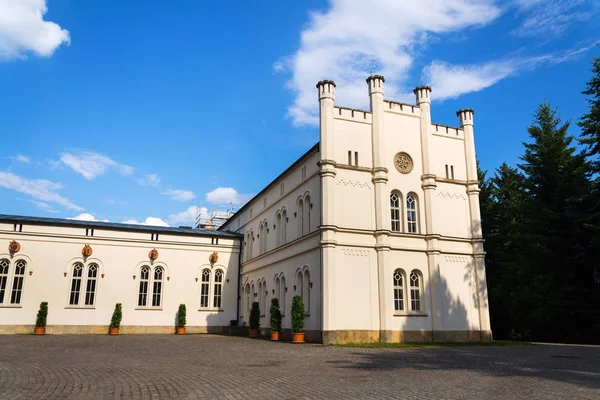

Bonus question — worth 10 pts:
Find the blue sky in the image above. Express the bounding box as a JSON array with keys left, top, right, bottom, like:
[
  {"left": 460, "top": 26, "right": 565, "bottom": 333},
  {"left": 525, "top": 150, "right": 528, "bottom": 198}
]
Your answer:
[{"left": 0, "top": 0, "right": 598, "bottom": 226}]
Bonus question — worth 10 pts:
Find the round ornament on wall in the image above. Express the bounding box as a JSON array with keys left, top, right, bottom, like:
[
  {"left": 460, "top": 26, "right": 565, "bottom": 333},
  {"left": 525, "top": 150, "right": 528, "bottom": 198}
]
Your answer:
[{"left": 394, "top": 152, "right": 413, "bottom": 174}]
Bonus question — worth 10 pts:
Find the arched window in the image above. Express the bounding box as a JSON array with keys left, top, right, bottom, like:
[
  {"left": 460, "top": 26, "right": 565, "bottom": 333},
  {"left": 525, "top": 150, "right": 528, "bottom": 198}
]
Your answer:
[
  {"left": 406, "top": 194, "right": 418, "bottom": 233},
  {"left": 303, "top": 195, "right": 311, "bottom": 235},
  {"left": 138, "top": 266, "right": 150, "bottom": 306},
  {"left": 10, "top": 260, "right": 26, "bottom": 305},
  {"left": 69, "top": 263, "right": 83, "bottom": 305},
  {"left": 137, "top": 266, "right": 164, "bottom": 308},
  {"left": 280, "top": 275, "right": 286, "bottom": 316},
  {"left": 297, "top": 198, "right": 304, "bottom": 237},
  {"left": 410, "top": 270, "right": 422, "bottom": 312},
  {"left": 390, "top": 191, "right": 402, "bottom": 232},
  {"left": 393, "top": 269, "right": 406, "bottom": 312},
  {"left": 0, "top": 258, "right": 28, "bottom": 306},
  {"left": 276, "top": 212, "right": 282, "bottom": 247},
  {"left": 245, "top": 283, "right": 251, "bottom": 316},
  {"left": 200, "top": 268, "right": 211, "bottom": 308},
  {"left": 0, "top": 259, "right": 9, "bottom": 304},
  {"left": 213, "top": 270, "right": 223, "bottom": 308},
  {"left": 152, "top": 267, "right": 164, "bottom": 307},
  {"left": 296, "top": 270, "right": 304, "bottom": 310},
  {"left": 259, "top": 223, "right": 265, "bottom": 255},
  {"left": 262, "top": 220, "right": 268, "bottom": 253},
  {"left": 281, "top": 209, "right": 288, "bottom": 245},
  {"left": 303, "top": 269, "right": 310, "bottom": 314},
  {"left": 84, "top": 263, "right": 98, "bottom": 306}
]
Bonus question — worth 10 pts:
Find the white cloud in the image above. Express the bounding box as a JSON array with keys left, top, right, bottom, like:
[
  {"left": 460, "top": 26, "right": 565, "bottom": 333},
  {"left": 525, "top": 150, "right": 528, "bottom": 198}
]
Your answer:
[
  {"left": 205, "top": 187, "right": 252, "bottom": 205},
  {"left": 69, "top": 213, "right": 109, "bottom": 223},
  {"left": 13, "top": 154, "right": 30, "bottom": 163},
  {"left": 121, "top": 217, "right": 170, "bottom": 227},
  {"left": 424, "top": 45, "right": 595, "bottom": 100},
  {"left": 138, "top": 173, "right": 161, "bottom": 187},
  {"left": 279, "top": 0, "right": 502, "bottom": 126},
  {"left": 29, "top": 200, "right": 58, "bottom": 213},
  {"left": 423, "top": 60, "right": 517, "bottom": 100},
  {"left": 59, "top": 152, "right": 134, "bottom": 180},
  {"left": 0, "top": 171, "right": 82, "bottom": 210},
  {"left": 162, "top": 189, "right": 196, "bottom": 202},
  {"left": 512, "top": 0, "right": 595, "bottom": 37},
  {"left": 168, "top": 205, "right": 209, "bottom": 225},
  {"left": 0, "top": 0, "right": 70, "bottom": 60}
]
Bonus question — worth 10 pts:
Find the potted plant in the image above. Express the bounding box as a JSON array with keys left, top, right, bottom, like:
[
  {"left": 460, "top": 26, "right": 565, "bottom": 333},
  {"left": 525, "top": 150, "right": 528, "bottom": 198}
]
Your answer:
[
  {"left": 109, "top": 303, "right": 122, "bottom": 335},
  {"left": 291, "top": 295, "right": 305, "bottom": 343},
  {"left": 269, "top": 298, "right": 282, "bottom": 341},
  {"left": 249, "top": 301, "right": 260, "bottom": 338},
  {"left": 34, "top": 302, "right": 48, "bottom": 335},
  {"left": 176, "top": 304, "right": 186, "bottom": 334}
]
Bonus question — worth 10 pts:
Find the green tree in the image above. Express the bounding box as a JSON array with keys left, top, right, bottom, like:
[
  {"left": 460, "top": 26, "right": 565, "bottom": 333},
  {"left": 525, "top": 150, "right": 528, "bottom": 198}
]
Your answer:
[
  {"left": 578, "top": 55, "right": 600, "bottom": 173},
  {"left": 517, "top": 102, "right": 592, "bottom": 342}
]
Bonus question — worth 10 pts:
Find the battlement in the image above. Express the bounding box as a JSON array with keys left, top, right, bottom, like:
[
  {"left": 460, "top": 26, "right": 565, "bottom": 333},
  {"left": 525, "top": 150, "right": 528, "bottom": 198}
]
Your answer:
[
  {"left": 432, "top": 123, "right": 464, "bottom": 139},
  {"left": 383, "top": 100, "right": 420, "bottom": 116},
  {"left": 334, "top": 106, "right": 372, "bottom": 123}
]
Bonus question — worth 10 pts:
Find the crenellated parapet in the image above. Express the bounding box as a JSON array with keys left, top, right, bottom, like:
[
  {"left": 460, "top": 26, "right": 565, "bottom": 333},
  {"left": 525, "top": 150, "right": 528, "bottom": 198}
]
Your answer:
[{"left": 316, "top": 80, "right": 336, "bottom": 101}]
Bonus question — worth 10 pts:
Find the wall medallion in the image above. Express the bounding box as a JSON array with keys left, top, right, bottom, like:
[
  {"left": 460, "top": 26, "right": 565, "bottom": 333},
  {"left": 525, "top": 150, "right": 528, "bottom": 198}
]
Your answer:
[
  {"left": 393, "top": 152, "right": 413, "bottom": 174},
  {"left": 82, "top": 244, "right": 93, "bottom": 257},
  {"left": 8, "top": 240, "right": 21, "bottom": 253},
  {"left": 149, "top": 248, "right": 159, "bottom": 261}
]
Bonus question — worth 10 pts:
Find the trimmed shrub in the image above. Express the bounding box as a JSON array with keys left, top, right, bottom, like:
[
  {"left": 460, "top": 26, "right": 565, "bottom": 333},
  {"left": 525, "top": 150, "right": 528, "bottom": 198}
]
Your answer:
[
  {"left": 270, "top": 298, "right": 282, "bottom": 332},
  {"left": 110, "top": 303, "right": 122, "bottom": 329},
  {"left": 177, "top": 304, "right": 187, "bottom": 328},
  {"left": 250, "top": 301, "right": 260, "bottom": 330},
  {"left": 35, "top": 302, "right": 48, "bottom": 328},
  {"left": 291, "top": 296, "right": 304, "bottom": 333}
]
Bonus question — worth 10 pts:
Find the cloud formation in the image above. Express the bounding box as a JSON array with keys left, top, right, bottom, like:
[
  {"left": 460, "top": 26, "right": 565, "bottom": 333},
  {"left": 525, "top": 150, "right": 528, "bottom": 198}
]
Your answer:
[
  {"left": 162, "top": 189, "right": 196, "bottom": 202},
  {"left": 121, "top": 217, "right": 170, "bottom": 227},
  {"left": 512, "top": 0, "right": 595, "bottom": 37},
  {"left": 205, "top": 187, "right": 252, "bottom": 205},
  {"left": 69, "top": 213, "right": 109, "bottom": 223},
  {"left": 0, "top": 0, "right": 70, "bottom": 59},
  {"left": 13, "top": 154, "right": 31, "bottom": 163},
  {"left": 138, "top": 174, "right": 161, "bottom": 187},
  {"left": 0, "top": 171, "right": 82, "bottom": 210},
  {"left": 59, "top": 152, "right": 134, "bottom": 180},
  {"left": 168, "top": 205, "right": 209, "bottom": 226}
]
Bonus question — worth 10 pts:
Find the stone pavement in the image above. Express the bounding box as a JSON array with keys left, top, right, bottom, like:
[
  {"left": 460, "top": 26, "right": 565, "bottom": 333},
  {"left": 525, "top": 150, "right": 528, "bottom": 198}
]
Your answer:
[{"left": 0, "top": 334, "right": 599, "bottom": 399}]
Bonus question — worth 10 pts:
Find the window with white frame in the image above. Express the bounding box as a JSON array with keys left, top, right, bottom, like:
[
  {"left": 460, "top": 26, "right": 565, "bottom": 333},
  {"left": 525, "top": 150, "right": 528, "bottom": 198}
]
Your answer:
[
  {"left": 278, "top": 274, "right": 286, "bottom": 316},
  {"left": 245, "top": 283, "right": 251, "bottom": 316},
  {"left": 137, "top": 265, "right": 164, "bottom": 308},
  {"left": 69, "top": 263, "right": 84, "bottom": 305},
  {"left": 393, "top": 269, "right": 405, "bottom": 312},
  {"left": 406, "top": 194, "right": 418, "bottom": 233},
  {"left": 303, "top": 269, "right": 310, "bottom": 314},
  {"left": 281, "top": 209, "right": 288, "bottom": 245},
  {"left": 69, "top": 262, "right": 99, "bottom": 307},
  {"left": 200, "top": 268, "right": 210, "bottom": 308},
  {"left": 0, "top": 258, "right": 27, "bottom": 306},
  {"left": 410, "top": 270, "right": 422, "bottom": 312},
  {"left": 213, "top": 270, "right": 223, "bottom": 308},
  {"left": 297, "top": 198, "right": 304, "bottom": 237},
  {"left": 390, "top": 191, "right": 402, "bottom": 232},
  {"left": 84, "top": 263, "right": 98, "bottom": 306},
  {"left": 276, "top": 212, "right": 282, "bottom": 247},
  {"left": 258, "top": 223, "right": 265, "bottom": 255},
  {"left": 303, "top": 195, "right": 311, "bottom": 235}
]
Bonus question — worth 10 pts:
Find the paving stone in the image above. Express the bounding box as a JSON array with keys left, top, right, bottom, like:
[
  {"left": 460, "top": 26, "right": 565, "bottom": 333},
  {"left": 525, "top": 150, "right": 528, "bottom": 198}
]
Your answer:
[{"left": 0, "top": 335, "right": 598, "bottom": 399}]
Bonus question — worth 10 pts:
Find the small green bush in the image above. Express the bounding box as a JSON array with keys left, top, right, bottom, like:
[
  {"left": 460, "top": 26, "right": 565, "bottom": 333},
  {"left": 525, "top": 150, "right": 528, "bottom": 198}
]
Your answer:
[
  {"left": 110, "top": 303, "right": 122, "bottom": 328},
  {"left": 35, "top": 302, "right": 48, "bottom": 328},
  {"left": 270, "top": 298, "right": 282, "bottom": 332},
  {"left": 250, "top": 301, "right": 260, "bottom": 330},
  {"left": 177, "top": 304, "right": 187, "bottom": 328},
  {"left": 291, "top": 296, "right": 304, "bottom": 333}
]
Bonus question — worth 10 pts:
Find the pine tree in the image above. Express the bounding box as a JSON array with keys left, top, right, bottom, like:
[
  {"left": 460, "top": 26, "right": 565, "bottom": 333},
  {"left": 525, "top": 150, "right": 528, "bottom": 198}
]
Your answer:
[
  {"left": 517, "top": 102, "right": 592, "bottom": 342},
  {"left": 578, "top": 55, "right": 600, "bottom": 173}
]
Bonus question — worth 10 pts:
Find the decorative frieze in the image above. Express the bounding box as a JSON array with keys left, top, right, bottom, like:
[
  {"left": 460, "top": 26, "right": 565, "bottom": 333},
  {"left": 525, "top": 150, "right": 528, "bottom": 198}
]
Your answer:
[
  {"left": 444, "top": 255, "right": 469, "bottom": 263},
  {"left": 342, "top": 248, "right": 369, "bottom": 257},
  {"left": 437, "top": 191, "right": 465, "bottom": 200},
  {"left": 336, "top": 179, "right": 371, "bottom": 189}
]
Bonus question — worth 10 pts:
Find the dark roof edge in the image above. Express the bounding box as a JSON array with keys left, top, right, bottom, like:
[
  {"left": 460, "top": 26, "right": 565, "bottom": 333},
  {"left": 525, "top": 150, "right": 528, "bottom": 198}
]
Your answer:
[
  {"left": 219, "top": 142, "right": 320, "bottom": 230},
  {"left": 0, "top": 214, "right": 242, "bottom": 238}
]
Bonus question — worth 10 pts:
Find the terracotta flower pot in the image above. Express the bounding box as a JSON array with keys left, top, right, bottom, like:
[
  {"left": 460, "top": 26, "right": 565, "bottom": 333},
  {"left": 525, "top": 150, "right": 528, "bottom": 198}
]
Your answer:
[
  {"left": 34, "top": 327, "right": 45, "bottom": 335},
  {"left": 109, "top": 327, "right": 119, "bottom": 335},
  {"left": 176, "top": 327, "right": 186, "bottom": 335},
  {"left": 248, "top": 329, "right": 258, "bottom": 338},
  {"left": 270, "top": 331, "right": 280, "bottom": 341},
  {"left": 291, "top": 332, "right": 305, "bottom": 343}
]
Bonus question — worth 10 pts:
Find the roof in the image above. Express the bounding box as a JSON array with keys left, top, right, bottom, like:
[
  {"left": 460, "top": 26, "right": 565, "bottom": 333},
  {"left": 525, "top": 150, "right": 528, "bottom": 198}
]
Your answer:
[
  {"left": 219, "top": 142, "right": 320, "bottom": 230},
  {"left": 0, "top": 214, "right": 242, "bottom": 238}
]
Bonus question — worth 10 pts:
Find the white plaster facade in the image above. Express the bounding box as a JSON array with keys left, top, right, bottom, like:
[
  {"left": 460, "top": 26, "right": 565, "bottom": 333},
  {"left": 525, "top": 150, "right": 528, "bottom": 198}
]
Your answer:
[
  {"left": 0, "top": 217, "right": 240, "bottom": 334},
  {"left": 220, "top": 76, "right": 492, "bottom": 344},
  {"left": 1, "top": 75, "right": 491, "bottom": 343}
]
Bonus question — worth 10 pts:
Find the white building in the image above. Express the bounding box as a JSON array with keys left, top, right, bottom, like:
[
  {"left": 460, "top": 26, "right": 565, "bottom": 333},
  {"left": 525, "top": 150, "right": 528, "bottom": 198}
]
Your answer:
[{"left": 0, "top": 76, "right": 491, "bottom": 344}]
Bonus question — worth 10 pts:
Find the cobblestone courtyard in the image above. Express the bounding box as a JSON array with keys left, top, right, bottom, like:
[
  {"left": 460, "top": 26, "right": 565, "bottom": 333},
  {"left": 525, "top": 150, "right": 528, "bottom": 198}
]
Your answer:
[{"left": 1, "top": 335, "right": 599, "bottom": 399}]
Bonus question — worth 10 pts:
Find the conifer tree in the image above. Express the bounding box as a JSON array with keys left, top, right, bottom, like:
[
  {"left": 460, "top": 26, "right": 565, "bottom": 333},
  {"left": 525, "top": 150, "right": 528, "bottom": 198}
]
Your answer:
[{"left": 579, "top": 55, "right": 600, "bottom": 173}]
